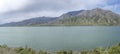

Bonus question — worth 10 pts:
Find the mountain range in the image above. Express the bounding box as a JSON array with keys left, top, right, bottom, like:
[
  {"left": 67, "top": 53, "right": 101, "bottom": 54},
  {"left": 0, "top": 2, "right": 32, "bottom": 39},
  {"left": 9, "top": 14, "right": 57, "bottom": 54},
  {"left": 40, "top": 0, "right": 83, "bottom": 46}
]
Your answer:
[{"left": 1, "top": 8, "right": 120, "bottom": 26}]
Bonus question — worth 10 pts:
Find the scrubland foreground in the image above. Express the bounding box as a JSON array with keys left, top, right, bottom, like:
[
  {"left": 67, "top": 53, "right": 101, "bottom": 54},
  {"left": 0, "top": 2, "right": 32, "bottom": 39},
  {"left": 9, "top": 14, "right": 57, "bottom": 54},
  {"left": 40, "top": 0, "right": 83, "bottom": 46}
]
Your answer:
[{"left": 0, "top": 43, "right": 120, "bottom": 54}]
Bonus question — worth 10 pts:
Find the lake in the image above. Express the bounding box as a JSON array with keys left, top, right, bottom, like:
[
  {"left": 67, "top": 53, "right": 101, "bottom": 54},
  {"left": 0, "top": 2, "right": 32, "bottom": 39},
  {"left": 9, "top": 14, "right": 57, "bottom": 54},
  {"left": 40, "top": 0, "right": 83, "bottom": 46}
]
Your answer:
[{"left": 0, "top": 26, "right": 120, "bottom": 51}]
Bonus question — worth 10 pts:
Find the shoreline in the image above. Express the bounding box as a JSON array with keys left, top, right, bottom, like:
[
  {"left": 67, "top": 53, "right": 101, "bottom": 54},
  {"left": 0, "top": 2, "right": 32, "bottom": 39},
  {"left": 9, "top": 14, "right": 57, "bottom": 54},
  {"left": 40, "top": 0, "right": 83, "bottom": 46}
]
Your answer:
[{"left": 0, "top": 43, "right": 120, "bottom": 54}]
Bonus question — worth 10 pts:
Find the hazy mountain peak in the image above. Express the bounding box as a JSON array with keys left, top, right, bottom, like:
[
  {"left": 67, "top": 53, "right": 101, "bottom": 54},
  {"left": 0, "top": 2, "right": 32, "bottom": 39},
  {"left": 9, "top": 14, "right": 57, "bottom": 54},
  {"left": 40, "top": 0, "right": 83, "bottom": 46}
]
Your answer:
[
  {"left": 92, "top": 8, "right": 103, "bottom": 11},
  {"left": 59, "top": 10, "right": 85, "bottom": 20},
  {"left": 66, "top": 10, "right": 84, "bottom": 16}
]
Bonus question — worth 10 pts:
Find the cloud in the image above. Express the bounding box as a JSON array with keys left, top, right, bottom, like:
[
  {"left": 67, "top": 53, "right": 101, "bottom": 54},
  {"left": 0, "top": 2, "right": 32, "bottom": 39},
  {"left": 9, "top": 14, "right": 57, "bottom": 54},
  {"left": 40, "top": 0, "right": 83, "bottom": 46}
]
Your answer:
[
  {"left": 0, "top": 0, "right": 30, "bottom": 13},
  {"left": 103, "top": 0, "right": 120, "bottom": 14},
  {"left": 0, "top": 11, "right": 63, "bottom": 24},
  {"left": 103, "top": 4, "right": 120, "bottom": 14},
  {"left": 0, "top": 0, "right": 119, "bottom": 24},
  {"left": 16, "top": 0, "right": 106, "bottom": 12},
  {"left": 0, "top": 0, "right": 107, "bottom": 14}
]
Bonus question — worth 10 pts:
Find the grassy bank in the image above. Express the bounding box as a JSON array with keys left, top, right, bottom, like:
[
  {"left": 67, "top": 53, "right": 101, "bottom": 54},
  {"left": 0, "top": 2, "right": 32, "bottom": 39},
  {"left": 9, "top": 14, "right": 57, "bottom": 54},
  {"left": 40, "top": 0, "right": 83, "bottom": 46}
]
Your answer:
[{"left": 0, "top": 43, "right": 120, "bottom": 54}]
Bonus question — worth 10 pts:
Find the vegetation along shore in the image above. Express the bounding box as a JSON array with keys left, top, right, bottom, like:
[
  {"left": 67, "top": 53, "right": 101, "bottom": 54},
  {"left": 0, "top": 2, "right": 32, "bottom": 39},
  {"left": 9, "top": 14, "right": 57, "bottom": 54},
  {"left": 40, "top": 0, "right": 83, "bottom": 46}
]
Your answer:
[{"left": 0, "top": 43, "right": 120, "bottom": 54}]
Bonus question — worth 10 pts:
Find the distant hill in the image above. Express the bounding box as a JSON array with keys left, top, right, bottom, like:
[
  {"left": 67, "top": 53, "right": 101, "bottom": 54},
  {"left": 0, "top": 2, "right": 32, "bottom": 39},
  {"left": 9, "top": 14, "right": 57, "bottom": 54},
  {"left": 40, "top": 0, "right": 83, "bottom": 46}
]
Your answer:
[
  {"left": 1, "top": 8, "right": 120, "bottom": 26},
  {"left": 0, "top": 17, "right": 57, "bottom": 26}
]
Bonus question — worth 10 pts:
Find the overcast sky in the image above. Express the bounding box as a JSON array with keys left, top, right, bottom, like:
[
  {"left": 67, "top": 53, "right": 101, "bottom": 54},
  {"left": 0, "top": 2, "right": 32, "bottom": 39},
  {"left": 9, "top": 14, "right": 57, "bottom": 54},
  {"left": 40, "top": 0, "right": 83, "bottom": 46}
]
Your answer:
[{"left": 0, "top": 0, "right": 120, "bottom": 24}]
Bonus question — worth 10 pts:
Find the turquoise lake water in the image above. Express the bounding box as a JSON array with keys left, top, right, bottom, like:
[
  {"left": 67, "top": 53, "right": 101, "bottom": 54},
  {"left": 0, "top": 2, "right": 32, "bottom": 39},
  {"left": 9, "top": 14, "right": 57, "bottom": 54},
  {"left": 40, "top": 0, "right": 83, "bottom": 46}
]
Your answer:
[{"left": 0, "top": 26, "right": 120, "bottom": 51}]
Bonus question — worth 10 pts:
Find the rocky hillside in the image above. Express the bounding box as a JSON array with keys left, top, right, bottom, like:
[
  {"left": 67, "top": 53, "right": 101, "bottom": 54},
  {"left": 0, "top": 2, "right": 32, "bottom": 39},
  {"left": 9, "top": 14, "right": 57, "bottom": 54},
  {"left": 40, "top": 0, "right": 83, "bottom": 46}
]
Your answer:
[
  {"left": 53, "top": 8, "right": 120, "bottom": 26},
  {"left": 1, "top": 8, "right": 120, "bottom": 26}
]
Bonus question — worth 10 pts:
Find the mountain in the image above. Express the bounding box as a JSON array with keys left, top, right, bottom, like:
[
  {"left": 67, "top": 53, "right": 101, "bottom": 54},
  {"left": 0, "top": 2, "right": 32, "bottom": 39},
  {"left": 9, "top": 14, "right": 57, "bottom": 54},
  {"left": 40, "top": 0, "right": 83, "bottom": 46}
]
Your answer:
[
  {"left": 52, "top": 8, "right": 120, "bottom": 26},
  {"left": 0, "top": 17, "right": 57, "bottom": 26},
  {"left": 1, "top": 8, "right": 120, "bottom": 26},
  {"left": 59, "top": 10, "right": 84, "bottom": 19}
]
